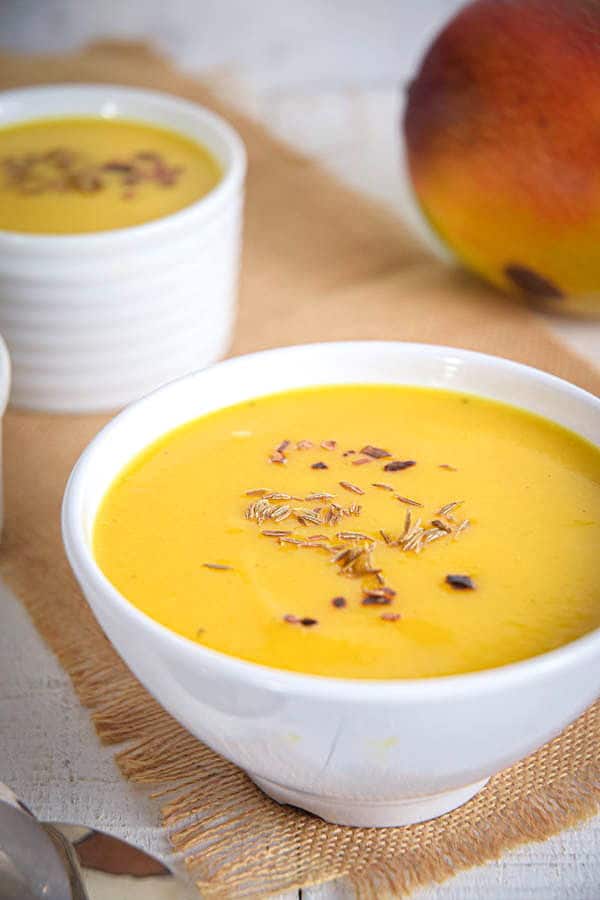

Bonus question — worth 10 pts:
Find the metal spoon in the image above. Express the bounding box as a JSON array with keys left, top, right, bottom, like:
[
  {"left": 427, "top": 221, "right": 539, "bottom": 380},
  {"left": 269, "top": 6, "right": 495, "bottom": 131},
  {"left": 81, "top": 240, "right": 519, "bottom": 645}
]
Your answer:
[{"left": 0, "top": 784, "right": 195, "bottom": 899}]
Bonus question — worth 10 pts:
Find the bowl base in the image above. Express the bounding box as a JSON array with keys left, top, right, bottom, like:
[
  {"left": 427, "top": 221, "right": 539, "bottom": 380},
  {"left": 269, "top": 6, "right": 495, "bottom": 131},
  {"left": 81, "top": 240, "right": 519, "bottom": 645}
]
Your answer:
[{"left": 249, "top": 773, "right": 489, "bottom": 827}]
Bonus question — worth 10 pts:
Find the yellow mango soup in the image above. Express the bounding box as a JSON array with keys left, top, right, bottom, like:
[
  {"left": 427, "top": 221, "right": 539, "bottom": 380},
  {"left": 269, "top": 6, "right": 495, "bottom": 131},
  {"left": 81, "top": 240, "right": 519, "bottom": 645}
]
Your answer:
[
  {"left": 93, "top": 386, "right": 600, "bottom": 679},
  {"left": 0, "top": 116, "right": 221, "bottom": 233}
]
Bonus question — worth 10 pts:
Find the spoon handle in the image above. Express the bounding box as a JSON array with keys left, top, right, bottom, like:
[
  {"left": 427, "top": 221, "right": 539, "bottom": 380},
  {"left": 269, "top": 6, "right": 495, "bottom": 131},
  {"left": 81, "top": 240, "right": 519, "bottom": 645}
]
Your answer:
[
  {"left": 42, "top": 824, "right": 91, "bottom": 900},
  {"left": 0, "top": 782, "right": 88, "bottom": 900}
]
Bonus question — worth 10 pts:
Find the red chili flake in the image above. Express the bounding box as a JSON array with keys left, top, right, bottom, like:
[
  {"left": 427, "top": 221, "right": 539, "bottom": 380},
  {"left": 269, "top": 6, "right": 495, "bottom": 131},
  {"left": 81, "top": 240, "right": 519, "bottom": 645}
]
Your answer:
[
  {"left": 275, "top": 440, "right": 291, "bottom": 453},
  {"left": 352, "top": 457, "right": 372, "bottom": 466},
  {"left": 300, "top": 617, "right": 319, "bottom": 626},
  {"left": 311, "top": 461, "right": 328, "bottom": 470},
  {"left": 364, "top": 586, "right": 396, "bottom": 601},
  {"left": 362, "top": 594, "right": 392, "bottom": 606},
  {"left": 445, "top": 574, "right": 476, "bottom": 590},
  {"left": 103, "top": 161, "right": 134, "bottom": 173},
  {"left": 321, "top": 440, "right": 337, "bottom": 451},
  {"left": 360, "top": 445, "right": 391, "bottom": 459},
  {"left": 283, "top": 614, "right": 300, "bottom": 624},
  {"left": 380, "top": 612, "right": 401, "bottom": 622},
  {"left": 331, "top": 596, "right": 347, "bottom": 608},
  {"left": 135, "top": 151, "right": 162, "bottom": 162},
  {"left": 383, "top": 460, "right": 416, "bottom": 472}
]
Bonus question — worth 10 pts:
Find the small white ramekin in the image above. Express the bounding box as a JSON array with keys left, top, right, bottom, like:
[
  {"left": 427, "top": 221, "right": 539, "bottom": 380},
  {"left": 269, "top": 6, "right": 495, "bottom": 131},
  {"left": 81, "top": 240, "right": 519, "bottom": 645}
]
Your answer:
[
  {"left": 0, "top": 84, "right": 246, "bottom": 412},
  {"left": 0, "top": 332, "right": 10, "bottom": 534},
  {"left": 62, "top": 342, "right": 600, "bottom": 827}
]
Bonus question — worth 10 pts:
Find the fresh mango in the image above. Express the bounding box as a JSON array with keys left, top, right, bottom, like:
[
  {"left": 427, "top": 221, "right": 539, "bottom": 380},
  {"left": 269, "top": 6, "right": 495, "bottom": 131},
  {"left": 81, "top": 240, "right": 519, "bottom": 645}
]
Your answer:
[{"left": 404, "top": 0, "right": 600, "bottom": 317}]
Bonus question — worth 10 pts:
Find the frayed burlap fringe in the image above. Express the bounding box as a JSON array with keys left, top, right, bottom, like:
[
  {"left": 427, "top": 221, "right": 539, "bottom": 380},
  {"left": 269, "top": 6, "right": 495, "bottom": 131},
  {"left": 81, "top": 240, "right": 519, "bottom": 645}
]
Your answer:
[{"left": 1, "top": 40, "right": 600, "bottom": 900}]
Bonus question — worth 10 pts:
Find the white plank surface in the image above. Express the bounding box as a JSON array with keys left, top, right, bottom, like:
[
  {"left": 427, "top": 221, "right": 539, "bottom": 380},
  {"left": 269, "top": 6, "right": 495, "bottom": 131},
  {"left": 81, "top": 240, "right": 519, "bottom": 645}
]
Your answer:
[{"left": 1, "top": 3, "right": 599, "bottom": 897}]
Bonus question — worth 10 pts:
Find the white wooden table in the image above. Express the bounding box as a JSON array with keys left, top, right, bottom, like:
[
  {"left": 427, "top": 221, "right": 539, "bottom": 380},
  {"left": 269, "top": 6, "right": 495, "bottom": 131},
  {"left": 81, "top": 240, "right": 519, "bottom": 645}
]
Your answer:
[{"left": 1, "top": 3, "right": 599, "bottom": 897}]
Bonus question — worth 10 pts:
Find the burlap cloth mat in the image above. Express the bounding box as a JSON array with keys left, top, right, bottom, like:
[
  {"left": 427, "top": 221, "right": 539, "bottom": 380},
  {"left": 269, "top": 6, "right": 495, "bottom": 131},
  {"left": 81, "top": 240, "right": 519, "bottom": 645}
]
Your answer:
[{"left": 0, "top": 42, "right": 598, "bottom": 900}]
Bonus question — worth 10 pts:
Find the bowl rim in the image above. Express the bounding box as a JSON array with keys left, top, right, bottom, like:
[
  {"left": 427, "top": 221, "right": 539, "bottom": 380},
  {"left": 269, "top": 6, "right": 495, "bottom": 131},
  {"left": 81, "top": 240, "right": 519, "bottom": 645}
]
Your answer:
[
  {"left": 62, "top": 340, "right": 600, "bottom": 701},
  {"left": 0, "top": 82, "right": 246, "bottom": 246},
  {"left": 0, "top": 332, "right": 10, "bottom": 415}
]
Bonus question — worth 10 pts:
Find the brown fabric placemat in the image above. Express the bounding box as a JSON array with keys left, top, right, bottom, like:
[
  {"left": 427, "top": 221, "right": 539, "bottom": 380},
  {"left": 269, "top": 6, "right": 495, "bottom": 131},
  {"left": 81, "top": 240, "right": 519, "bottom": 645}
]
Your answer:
[{"left": 1, "top": 42, "right": 599, "bottom": 900}]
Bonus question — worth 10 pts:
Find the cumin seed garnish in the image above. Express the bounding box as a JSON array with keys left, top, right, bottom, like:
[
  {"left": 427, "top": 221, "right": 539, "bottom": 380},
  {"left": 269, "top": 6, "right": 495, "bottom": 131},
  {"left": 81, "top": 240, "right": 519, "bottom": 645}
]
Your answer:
[
  {"left": 339, "top": 481, "right": 364, "bottom": 495},
  {"left": 380, "top": 612, "right": 401, "bottom": 622},
  {"left": 342, "top": 449, "right": 356, "bottom": 457},
  {"left": 270, "top": 505, "right": 292, "bottom": 521},
  {"left": 300, "top": 617, "right": 318, "bottom": 626},
  {"left": 261, "top": 529, "right": 292, "bottom": 537},
  {"left": 331, "top": 547, "right": 352, "bottom": 564},
  {"left": 379, "top": 529, "right": 392, "bottom": 544},
  {"left": 395, "top": 495, "right": 423, "bottom": 508},
  {"left": 403, "top": 529, "right": 424, "bottom": 552},
  {"left": 431, "top": 518, "right": 452, "bottom": 533},
  {"left": 361, "top": 445, "right": 391, "bottom": 459},
  {"left": 336, "top": 531, "right": 370, "bottom": 541},
  {"left": 446, "top": 574, "right": 476, "bottom": 590},
  {"left": 371, "top": 482, "right": 394, "bottom": 491},
  {"left": 279, "top": 536, "right": 303, "bottom": 545},
  {"left": 294, "top": 508, "right": 322, "bottom": 524},
  {"left": 439, "top": 464, "right": 458, "bottom": 471},
  {"left": 305, "top": 492, "right": 335, "bottom": 501},
  {"left": 269, "top": 450, "right": 286, "bottom": 464},
  {"left": 311, "top": 461, "right": 328, "bottom": 470},
  {"left": 424, "top": 528, "right": 447, "bottom": 544},
  {"left": 263, "top": 492, "right": 293, "bottom": 501},
  {"left": 283, "top": 614, "right": 300, "bottom": 624},
  {"left": 340, "top": 548, "right": 364, "bottom": 572},
  {"left": 384, "top": 459, "right": 416, "bottom": 472},
  {"left": 245, "top": 488, "right": 271, "bottom": 497},
  {"left": 332, "top": 596, "right": 347, "bottom": 608},
  {"left": 275, "top": 440, "right": 291, "bottom": 453},
  {"left": 456, "top": 519, "right": 471, "bottom": 535},
  {"left": 437, "top": 501, "right": 463, "bottom": 516},
  {"left": 296, "top": 439, "right": 313, "bottom": 450},
  {"left": 305, "top": 534, "right": 329, "bottom": 542},
  {"left": 352, "top": 457, "right": 372, "bottom": 466},
  {"left": 202, "top": 563, "right": 232, "bottom": 571},
  {"left": 348, "top": 503, "right": 362, "bottom": 516},
  {"left": 321, "top": 440, "right": 337, "bottom": 451}
]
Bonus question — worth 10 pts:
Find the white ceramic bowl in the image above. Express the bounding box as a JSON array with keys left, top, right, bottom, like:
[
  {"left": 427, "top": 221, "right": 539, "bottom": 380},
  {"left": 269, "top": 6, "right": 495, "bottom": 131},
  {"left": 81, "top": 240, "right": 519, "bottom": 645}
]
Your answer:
[
  {"left": 0, "top": 84, "right": 246, "bottom": 412},
  {"left": 62, "top": 342, "right": 600, "bottom": 827}
]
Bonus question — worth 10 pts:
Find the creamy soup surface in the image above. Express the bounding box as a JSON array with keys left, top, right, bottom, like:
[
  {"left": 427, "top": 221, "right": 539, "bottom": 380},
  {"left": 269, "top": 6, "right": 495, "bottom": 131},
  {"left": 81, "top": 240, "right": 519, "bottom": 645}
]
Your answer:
[
  {"left": 94, "top": 386, "right": 600, "bottom": 679},
  {"left": 0, "top": 116, "right": 221, "bottom": 233}
]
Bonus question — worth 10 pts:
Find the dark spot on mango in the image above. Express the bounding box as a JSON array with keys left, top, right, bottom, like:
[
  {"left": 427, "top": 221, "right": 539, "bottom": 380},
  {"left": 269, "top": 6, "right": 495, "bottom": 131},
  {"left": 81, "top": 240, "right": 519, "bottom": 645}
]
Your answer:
[{"left": 504, "top": 264, "right": 564, "bottom": 299}]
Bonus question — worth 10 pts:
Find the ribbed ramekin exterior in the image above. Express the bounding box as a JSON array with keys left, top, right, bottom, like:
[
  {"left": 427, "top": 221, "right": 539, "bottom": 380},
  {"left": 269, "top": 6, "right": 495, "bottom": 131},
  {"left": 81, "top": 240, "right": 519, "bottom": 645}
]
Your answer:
[
  {"left": 0, "top": 195, "right": 243, "bottom": 411},
  {"left": 0, "top": 84, "right": 246, "bottom": 412}
]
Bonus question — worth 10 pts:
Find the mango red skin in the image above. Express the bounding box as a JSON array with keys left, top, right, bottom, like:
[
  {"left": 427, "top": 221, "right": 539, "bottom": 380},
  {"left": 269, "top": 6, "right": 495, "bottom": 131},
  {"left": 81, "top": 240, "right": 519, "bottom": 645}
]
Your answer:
[{"left": 404, "top": 0, "right": 600, "bottom": 315}]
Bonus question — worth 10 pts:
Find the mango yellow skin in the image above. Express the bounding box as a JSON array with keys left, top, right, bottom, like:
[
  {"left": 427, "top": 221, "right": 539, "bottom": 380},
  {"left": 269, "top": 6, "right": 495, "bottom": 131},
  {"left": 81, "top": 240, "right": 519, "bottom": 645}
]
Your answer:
[
  {"left": 93, "top": 386, "right": 600, "bottom": 680},
  {"left": 0, "top": 116, "right": 221, "bottom": 234},
  {"left": 404, "top": 0, "right": 600, "bottom": 317}
]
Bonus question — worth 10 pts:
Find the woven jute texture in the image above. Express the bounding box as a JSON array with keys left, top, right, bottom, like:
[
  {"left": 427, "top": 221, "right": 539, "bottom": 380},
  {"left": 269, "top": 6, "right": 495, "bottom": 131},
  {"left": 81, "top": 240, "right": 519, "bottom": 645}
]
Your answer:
[{"left": 0, "top": 42, "right": 598, "bottom": 900}]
